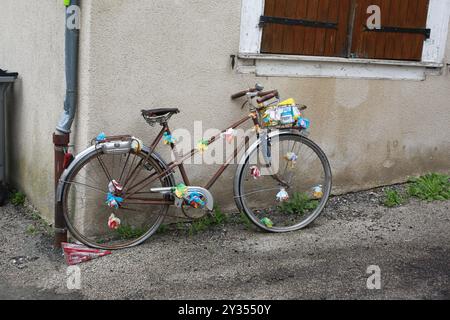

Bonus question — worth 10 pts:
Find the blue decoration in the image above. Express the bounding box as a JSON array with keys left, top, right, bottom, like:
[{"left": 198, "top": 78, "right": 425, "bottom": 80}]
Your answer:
[
  {"left": 96, "top": 132, "right": 107, "bottom": 142},
  {"left": 106, "top": 193, "right": 124, "bottom": 209},
  {"left": 186, "top": 192, "right": 206, "bottom": 209},
  {"left": 163, "top": 132, "right": 176, "bottom": 145},
  {"left": 297, "top": 118, "right": 310, "bottom": 130}
]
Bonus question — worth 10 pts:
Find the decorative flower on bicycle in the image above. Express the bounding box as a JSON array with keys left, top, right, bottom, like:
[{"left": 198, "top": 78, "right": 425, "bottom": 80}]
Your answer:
[
  {"left": 173, "top": 183, "right": 188, "bottom": 199},
  {"left": 96, "top": 132, "right": 107, "bottom": 143},
  {"left": 276, "top": 188, "right": 290, "bottom": 202},
  {"left": 250, "top": 166, "right": 261, "bottom": 180},
  {"left": 296, "top": 117, "right": 310, "bottom": 130},
  {"left": 197, "top": 139, "right": 209, "bottom": 153},
  {"left": 221, "top": 128, "right": 237, "bottom": 144},
  {"left": 313, "top": 185, "right": 324, "bottom": 199},
  {"left": 163, "top": 132, "right": 176, "bottom": 145},
  {"left": 284, "top": 152, "right": 298, "bottom": 169},
  {"left": 108, "top": 180, "right": 124, "bottom": 194},
  {"left": 261, "top": 217, "right": 273, "bottom": 228},
  {"left": 185, "top": 192, "right": 206, "bottom": 209},
  {"left": 106, "top": 193, "right": 124, "bottom": 209},
  {"left": 108, "top": 213, "right": 121, "bottom": 230}
]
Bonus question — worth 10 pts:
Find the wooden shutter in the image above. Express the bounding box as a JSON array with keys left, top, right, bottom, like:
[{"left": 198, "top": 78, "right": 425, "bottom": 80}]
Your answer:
[
  {"left": 350, "top": 0, "right": 430, "bottom": 61},
  {"left": 261, "top": 0, "right": 352, "bottom": 57}
]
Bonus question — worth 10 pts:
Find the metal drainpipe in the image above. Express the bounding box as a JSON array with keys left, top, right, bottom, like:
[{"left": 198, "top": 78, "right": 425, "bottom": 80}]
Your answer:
[{"left": 54, "top": 0, "right": 81, "bottom": 248}]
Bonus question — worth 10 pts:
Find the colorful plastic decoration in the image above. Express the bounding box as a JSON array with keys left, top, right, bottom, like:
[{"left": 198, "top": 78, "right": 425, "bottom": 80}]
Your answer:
[
  {"left": 96, "top": 132, "right": 107, "bottom": 142},
  {"left": 173, "top": 183, "right": 188, "bottom": 199},
  {"left": 108, "top": 180, "right": 124, "bottom": 194},
  {"left": 284, "top": 152, "right": 298, "bottom": 169},
  {"left": 186, "top": 192, "right": 206, "bottom": 209},
  {"left": 131, "top": 138, "right": 143, "bottom": 153},
  {"left": 278, "top": 98, "right": 296, "bottom": 106},
  {"left": 250, "top": 166, "right": 261, "bottom": 179},
  {"left": 106, "top": 193, "right": 124, "bottom": 209},
  {"left": 297, "top": 117, "right": 310, "bottom": 130},
  {"left": 276, "top": 188, "right": 290, "bottom": 202},
  {"left": 163, "top": 132, "right": 176, "bottom": 145},
  {"left": 261, "top": 101, "right": 302, "bottom": 127},
  {"left": 108, "top": 213, "right": 121, "bottom": 230},
  {"left": 197, "top": 139, "right": 209, "bottom": 153},
  {"left": 261, "top": 217, "right": 274, "bottom": 228},
  {"left": 313, "top": 185, "right": 324, "bottom": 199},
  {"left": 221, "top": 128, "right": 237, "bottom": 144}
]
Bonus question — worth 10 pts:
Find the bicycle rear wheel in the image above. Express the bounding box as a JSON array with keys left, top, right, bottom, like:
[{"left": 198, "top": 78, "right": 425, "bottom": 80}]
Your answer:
[
  {"left": 235, "top": 131, "right": 332, "bottom": 232},
  {"left": 61, "top": 146, "right": 174, "bottom": 250}
]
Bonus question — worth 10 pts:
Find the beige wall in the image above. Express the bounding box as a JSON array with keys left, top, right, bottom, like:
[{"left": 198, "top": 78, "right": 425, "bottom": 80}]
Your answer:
[
  {"left": 0, "top": 0, "right": 64, "bottom": 220},
  {"left": 1, "top": 0, "right": 449, "bottom": 220},
  {"left": 0, "top": 0, "right": 90, "bottom": 221}
]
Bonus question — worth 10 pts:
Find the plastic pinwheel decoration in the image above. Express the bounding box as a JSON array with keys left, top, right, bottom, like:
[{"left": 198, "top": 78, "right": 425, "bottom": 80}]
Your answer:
[{"left": 197, "top": 139, "right": 209, "bottom": 153}]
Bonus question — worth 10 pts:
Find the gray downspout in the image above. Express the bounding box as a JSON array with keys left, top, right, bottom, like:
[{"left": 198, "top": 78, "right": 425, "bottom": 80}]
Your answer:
[
  {"left": 54, "top": 0, "right": 81, "bottom": 248},
  {"left": 56, "top": 0, "right": 80, "bottom": 134}
]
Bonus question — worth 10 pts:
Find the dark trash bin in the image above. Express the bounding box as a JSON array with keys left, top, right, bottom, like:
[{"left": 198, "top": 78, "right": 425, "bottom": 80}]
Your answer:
[{"left": 0, "top": 69, "right": 18, "bottom": 205}]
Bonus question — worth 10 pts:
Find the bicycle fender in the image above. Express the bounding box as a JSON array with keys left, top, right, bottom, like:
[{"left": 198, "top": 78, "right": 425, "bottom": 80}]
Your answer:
[{"left": 56, "top": 144, "right": 175, "bottom": 203}]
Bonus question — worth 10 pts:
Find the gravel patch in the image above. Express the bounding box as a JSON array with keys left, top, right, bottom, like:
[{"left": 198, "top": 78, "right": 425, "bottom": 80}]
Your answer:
[{"left": 0, "top": 186, "right": 449, "bottom": 300}]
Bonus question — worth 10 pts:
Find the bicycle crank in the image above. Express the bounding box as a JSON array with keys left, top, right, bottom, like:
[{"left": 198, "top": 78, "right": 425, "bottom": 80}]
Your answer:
[{"left": 150, "top": 186, "right": 214, "bottom": 212}]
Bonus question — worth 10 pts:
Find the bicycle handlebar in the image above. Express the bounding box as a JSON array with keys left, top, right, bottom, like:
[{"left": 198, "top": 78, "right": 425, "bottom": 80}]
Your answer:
[
  {"left": 256, "top": 90, "right": 279, "bottom": 104},
  {"left": 231, "top": 85, "right": 279, "bottom": 102}
]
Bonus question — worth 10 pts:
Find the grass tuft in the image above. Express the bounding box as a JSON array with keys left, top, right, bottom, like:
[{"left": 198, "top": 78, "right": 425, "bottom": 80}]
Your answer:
[
  {"left": 116, "top": 225, "right": 146, "bottom": 240},
  {"left": 383, "top": 188, "right": 405, "bottom": 207},
  {"left": 408, "top": 173, "right": 450, "bottom": 202},
  {"left": 278, "top": 192, "right": 319, "bottom": 215},
  {"left": 188, "top": 206, "right": 229, "bottom": 236},
  {"left": 11, "top": 192, "right": 26, "bottom": 206}
]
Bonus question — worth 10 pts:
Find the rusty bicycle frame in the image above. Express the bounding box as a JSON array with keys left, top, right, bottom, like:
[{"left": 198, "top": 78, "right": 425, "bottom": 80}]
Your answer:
[{"left": 114, "top": 112, "right": 262, "bottom": 207}]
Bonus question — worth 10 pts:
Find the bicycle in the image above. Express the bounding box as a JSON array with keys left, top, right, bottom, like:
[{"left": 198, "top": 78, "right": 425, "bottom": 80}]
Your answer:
[{"left": 57, "top": 84, "right": 332, "bottom": 250}]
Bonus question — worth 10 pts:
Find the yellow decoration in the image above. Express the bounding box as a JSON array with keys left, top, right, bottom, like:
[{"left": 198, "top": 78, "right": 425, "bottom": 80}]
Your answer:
[
  {"left": 197, "top": 139, "right": 209, "bottom": 153},
  {"left": 313, "top": 185, "right": 324, "bottom": 199},
  {"left": 278, "top": 98, "right": 296, "bottom": 106},
  {"left": 174, "top": 184, "right": 188, "bottom": 199}
]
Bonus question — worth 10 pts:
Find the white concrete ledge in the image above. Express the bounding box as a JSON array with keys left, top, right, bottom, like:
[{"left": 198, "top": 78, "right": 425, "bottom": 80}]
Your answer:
[
  {"left": 238, "top": 53, "right": 444, "bottom": 68},
  {"left": 238, "top": 53, "right": 444, "bottom": 81}
]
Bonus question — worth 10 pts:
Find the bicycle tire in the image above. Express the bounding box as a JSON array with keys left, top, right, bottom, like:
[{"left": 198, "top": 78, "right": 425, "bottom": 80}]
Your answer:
[
  {"left": 234, "top": 131, "right": 332, "bottom": 232},
  {"left": 60, "top": 145, "right": 175, "bottom": 250}
]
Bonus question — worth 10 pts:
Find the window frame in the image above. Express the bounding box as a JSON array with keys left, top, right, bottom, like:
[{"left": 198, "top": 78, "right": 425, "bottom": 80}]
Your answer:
[{"left": 238, "top": 0, "right": 450, "bottom": 80}]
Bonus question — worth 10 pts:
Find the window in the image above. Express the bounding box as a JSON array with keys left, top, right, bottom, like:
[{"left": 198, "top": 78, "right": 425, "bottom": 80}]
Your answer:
[
  {"left": 239, "top": 0, "right": 450, "bottom": 79},
  {"left": 260, "top": 0, "right": 430, "bottom": 61}
]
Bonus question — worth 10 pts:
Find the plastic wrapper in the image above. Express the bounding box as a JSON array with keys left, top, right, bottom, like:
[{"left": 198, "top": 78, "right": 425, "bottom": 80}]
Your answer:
[{"left": 62, "top": 243, "right": 112, "bottom": 266}]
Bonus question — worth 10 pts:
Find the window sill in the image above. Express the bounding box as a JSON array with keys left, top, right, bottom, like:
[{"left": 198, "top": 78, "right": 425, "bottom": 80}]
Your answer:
[{"left": 237, "top": 53, "right": 444, "bottom": 81}]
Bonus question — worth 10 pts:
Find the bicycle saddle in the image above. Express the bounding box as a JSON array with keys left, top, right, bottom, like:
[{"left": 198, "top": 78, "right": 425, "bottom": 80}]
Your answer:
[{"left": 141, "top": 108, "right": 180, "bottom": 117}]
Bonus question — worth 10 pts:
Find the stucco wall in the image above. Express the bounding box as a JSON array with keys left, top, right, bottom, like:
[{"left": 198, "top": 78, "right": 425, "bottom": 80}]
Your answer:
[
  {"left": 1, "top": 0, "right": 449, "bottom": 220},
  {"left": 0, "top": 0, "right": 90, "bottom": 221},
  {"left": 84, "top": 0, "right": 450, "bottom": 209}
]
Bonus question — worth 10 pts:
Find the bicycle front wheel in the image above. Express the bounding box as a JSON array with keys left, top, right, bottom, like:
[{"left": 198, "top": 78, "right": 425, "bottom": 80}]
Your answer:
[
  {"left": 235, "top": 131, "right": 332, "bottom": 232},
  {"left": 61, "top": 146, "right": 174, "bottom": 250}
]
